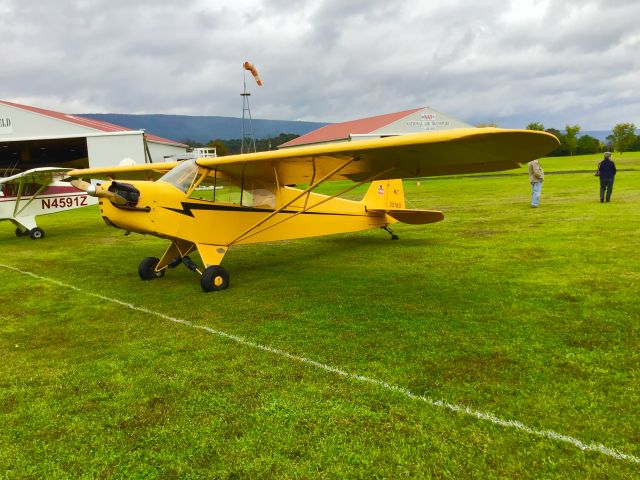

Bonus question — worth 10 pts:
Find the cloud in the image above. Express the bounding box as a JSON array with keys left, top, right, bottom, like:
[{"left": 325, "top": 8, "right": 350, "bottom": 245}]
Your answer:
[{"left": 1, "top": 0, "right": 639, "bottom": 129}]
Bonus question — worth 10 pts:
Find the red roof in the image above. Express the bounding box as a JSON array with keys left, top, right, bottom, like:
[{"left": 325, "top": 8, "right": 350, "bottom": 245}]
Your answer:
[
  {"left": 0, "top": 99, "right": 184, "bottom": 146},
  {"left": 280, "top": 107, "right": 424, "bottom": 148}
]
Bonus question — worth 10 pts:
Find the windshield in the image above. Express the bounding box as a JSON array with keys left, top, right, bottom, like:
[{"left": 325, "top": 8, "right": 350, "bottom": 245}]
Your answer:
[{"left": 159, "top": 160, "right": 199, "bottom": 193}]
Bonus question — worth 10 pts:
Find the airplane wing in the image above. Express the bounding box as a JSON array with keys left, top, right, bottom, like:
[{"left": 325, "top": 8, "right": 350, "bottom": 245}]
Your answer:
[
  {"left": 202, "top": 128, "right": 559, "bottom": 184},
  {"left": 67, "top": 161, "right": 180, "bottom": 181},
  {"left": 68, "top": 128, "right": 559, "bottom": 185},
  {"left": 0, "top": 167, "right": 73, "bottom": 185}
]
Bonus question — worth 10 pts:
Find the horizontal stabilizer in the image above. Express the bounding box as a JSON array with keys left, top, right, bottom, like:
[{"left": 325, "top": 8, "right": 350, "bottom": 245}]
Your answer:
[{"left": 369, "top": 208, "right": 444, "bottom": 225}]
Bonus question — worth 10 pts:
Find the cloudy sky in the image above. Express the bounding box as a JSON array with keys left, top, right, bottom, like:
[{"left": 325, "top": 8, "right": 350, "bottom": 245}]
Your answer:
[{"left": 2, "top": 0, "right": 639, "bottom": 129}]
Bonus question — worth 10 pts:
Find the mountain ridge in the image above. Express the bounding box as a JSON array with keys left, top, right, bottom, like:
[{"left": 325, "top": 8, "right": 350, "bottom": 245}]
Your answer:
[
  {"left": 79, "top": 113, "right": 623, "bottom": 145},
  {"left": 79, "top": 113, "right": 329, "bottom": 144}
]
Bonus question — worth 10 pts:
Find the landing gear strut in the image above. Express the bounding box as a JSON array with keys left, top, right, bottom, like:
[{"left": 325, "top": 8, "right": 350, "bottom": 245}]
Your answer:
[
  {"left": 169, "top": 255, "right": 198, "bottom": 272},
  {"left": 139, "top": 254, "right": 230, "bottom": 292},
  {"left": 382, "top": 226, "right": 399, "bottom": 240},
  {"left": 139, "top": 241, "right": 231, "bottom": 292}
]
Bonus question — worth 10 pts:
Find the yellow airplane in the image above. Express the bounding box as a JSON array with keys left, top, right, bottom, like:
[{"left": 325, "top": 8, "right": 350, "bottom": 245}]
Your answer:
[{"left": 68, "top": 128, "right": 559, "bottom": 292}]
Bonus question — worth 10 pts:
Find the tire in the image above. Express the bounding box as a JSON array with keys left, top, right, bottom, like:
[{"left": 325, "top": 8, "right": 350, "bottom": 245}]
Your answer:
[
  {"left": 29, "top": 228, "right": 45, "bottom": 240},
  {"left": 200, "top": 265, "right": 230, "bottom": 292},
  {"left": 138, "top": 257, "right": 165, "bottom": 280},
  {"left": 15, "top": 228, "right": 28, "bottom": 237}
]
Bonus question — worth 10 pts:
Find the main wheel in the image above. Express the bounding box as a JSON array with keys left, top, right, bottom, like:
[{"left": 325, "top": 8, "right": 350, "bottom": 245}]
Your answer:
[
  {"left": 15, "top": 228, "right": 28, "bottom": 237},
  {"left": 29, "top": 228, "right": 45, "bottom": 240},
  {"left": 138, "top": 257, "right": 165, "bottom": 280},
  {"left": 200, "top": 265, "right": 229, "bottom": 292}
]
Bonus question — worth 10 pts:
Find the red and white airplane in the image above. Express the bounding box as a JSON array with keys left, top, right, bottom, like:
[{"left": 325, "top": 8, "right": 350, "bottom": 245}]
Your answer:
[{"left": 0, "top": 167, "right": 97, "bottom": 239}]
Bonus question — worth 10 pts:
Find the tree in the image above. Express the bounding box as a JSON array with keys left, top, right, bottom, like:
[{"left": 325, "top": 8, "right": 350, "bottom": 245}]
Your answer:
[
  {"left": 205, "top": 133, "right": 300, "bottom": 156},
  {"left": 206, "top": 139, "right": 229, "bottom": 156},
  {"left": 545, "top": 128, "right": 567, "bottom": 156},
  {"left": 526, "top": 122, "right": 544, "bottom": 131},
  {"left": 564, "top": 124, "right": 581, "bottom": 156},
  {"left": 576, "top": 135, "right": 601, "bottom": 155},
  {"left": 476, "top": 122, "right": 498, "bottom": 128},
  {"left": 179, "top": 138, "right": 204, "bottom": 148},
  {"left": 256, "top": 133, "right": 299, "bottom": 151},
  {"left": 609, "top": 122, "right": 637, "bottom": 154}
]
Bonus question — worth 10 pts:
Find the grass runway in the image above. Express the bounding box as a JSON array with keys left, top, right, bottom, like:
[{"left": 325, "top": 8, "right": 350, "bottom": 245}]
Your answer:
[{"left": 1, "top": 153, "right": 639, "bottom": 478}]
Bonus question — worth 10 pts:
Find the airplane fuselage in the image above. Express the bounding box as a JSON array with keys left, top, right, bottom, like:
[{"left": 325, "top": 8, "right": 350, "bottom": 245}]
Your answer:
[
  {"left": 98, "top": 179, "right": 391, "bottom": 247},
  {"left": 1, "top": 181, "right": 97, "bottom": 235}
]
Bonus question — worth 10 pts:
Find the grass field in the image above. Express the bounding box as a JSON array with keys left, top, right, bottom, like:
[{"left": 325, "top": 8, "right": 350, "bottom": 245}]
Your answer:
[{"left": 1, "top": 153, "right": 639, "bottom": 478}]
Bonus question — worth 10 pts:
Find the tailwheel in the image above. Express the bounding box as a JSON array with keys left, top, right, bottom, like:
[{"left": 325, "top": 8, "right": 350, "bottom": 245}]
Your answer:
[
  {"left": 200, "top": 265, "right": 229, "bottom": 292},
  {"left": 29, "top": 228, "right": 45, "bottom": 240},
  {"left": 138, "top": 257, "right": 166, "bottom": 280},
  {"left": 15, "top": 228, "right": 29, "bottom": 237}
]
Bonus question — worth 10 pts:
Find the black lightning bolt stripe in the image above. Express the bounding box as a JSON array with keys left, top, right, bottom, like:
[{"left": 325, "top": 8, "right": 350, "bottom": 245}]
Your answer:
[{"left": 163, "top": 202, "right": 366, "bottom": 218}]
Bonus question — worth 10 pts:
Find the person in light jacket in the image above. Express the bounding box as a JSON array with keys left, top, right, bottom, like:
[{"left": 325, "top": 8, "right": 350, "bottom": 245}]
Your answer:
[
  {"left": 597, "top": 152, "right": 617, "bottom": 203},
  {"left": 527, "top": 159, "right": 544, "bottom": 207}
]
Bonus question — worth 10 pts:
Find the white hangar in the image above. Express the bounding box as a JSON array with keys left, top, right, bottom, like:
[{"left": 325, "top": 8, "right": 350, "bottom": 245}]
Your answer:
[
  {"left": 0, "top": 100, "right": 186, "bottom": 174},
  {"left": 279, "top": 106, "right": 473, "bottom": 148}
]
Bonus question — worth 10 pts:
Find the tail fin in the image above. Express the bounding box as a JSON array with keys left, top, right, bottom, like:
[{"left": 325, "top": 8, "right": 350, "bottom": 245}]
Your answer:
[
  {"left": 362, "top": 180, "right": 405, "bottom": 210},
  {"left": 362, "top": 179, "right": 444, "bottom": 225}
]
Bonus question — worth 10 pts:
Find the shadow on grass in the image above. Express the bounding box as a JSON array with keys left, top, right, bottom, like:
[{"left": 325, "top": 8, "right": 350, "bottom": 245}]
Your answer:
[{"left": 228, "top": 232, "right": 441, "bottom": 274}]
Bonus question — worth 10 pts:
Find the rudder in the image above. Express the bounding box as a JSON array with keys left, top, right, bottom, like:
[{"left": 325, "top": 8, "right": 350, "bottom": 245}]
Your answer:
[{"left": 361, "top": 180, "right": 405, "bottom": 210}]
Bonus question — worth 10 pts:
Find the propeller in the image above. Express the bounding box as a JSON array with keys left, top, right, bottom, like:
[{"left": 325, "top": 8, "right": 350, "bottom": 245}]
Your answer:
[{"left": 71, "top": 179, "right": 127, "bottom": 205}]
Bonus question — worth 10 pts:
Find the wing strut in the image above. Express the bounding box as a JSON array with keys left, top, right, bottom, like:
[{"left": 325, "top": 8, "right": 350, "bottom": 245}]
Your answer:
[
  {"left": 272, "top": 161, "right": 281, "bottom": 199},
  {"left": 230, "top": 166, "right": 395, "bottom": 245},
  {"left": 13, "top": 181, "right": 48, "bottom": 217},
  {"left": 228, "top": 157, "right": 355, "bottom": 245},
  {"left": 229, "top": 167, "right": 395, "bottom": 245},
  {"left": 303, "top": 157, "right": 318, "bottom": 210}
]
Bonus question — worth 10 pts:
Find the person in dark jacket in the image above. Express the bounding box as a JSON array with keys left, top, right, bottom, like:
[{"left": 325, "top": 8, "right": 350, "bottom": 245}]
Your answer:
[{"left": 598, "top": 152, "right": 617, "bottom": 203}]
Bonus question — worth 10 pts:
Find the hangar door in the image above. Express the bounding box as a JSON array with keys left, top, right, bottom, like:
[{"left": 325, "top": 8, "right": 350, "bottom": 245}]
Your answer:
[
  {"left": 0, "top": 137, "right": 89, "bottom": 174},
  {"left": 86, "top": 132, "right": 146, "bottom": 168}
]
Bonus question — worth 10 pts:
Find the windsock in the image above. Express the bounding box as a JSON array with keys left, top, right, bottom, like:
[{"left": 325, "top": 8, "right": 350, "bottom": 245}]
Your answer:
[{"left": 243, "top": 61, "right": 263, "bottom": 86}]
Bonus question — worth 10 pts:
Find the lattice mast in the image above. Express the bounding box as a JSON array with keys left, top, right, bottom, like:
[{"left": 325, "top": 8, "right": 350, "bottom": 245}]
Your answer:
[{"left": 241, "top": 61, "right": 263, "bottom": 154}]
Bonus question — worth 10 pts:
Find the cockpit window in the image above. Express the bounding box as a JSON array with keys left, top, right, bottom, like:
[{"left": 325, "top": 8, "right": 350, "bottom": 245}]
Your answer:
[
  {"left": 158, "top": 160, "right": 199, "bottom": 193},
  {"left": 159, "top": 160, "right": 277, "bottom": 208},
  {"left": 188, "top": 167, "right": 277, "bottom": 209}
]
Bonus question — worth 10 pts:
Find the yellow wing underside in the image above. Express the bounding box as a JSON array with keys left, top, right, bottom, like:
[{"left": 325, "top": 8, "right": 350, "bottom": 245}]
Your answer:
[
  {"left": 0, "top": 167, "right": 73, "bottom": 186},
  {"left": 68, "top": 128, "right": 559, "bottom": 184}
]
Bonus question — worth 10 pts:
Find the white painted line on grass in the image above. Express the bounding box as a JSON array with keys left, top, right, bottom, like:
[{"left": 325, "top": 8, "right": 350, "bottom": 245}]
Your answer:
[{"left": 2, "top": 262, "right": 638, "bottom": 465}]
